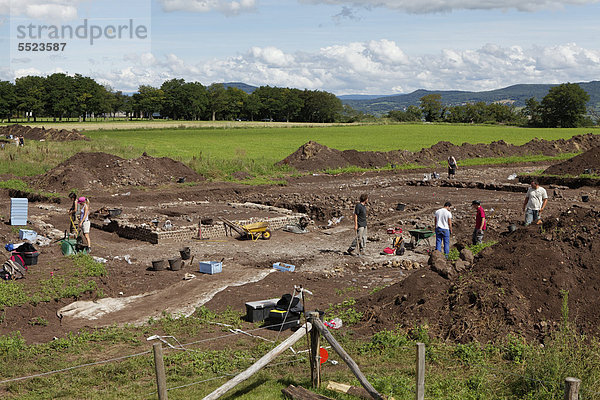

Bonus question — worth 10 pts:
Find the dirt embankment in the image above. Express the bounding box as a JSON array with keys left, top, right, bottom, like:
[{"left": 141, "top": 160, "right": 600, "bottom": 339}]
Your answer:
[
  {"left": 280, "top": 134, "right": 600, "bottom": 172},
  {"left": 33, "top": 152, "right": 205, "bottom": 191},
  {"left": 543, "top": 146, "right": 600, "bottom": 176},
  {"left": 356, "top": 206, "right": 600, "bottom": 343},
  {"left": 0, "top": 124, "right": 89, "bottom": 142}
]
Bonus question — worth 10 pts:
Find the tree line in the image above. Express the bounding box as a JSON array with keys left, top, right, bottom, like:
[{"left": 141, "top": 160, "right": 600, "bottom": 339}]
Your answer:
[
  {"left": 387, "top": 83, "right": 594, "bottom": 128},
  {"left": 0, "top": 74, "right": 344, "bottom": 123}
]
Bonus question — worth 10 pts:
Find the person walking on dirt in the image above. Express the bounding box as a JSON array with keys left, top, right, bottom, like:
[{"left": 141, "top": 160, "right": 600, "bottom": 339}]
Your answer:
[
  {"left": 523, "top": 180, "right": 548, "bottom": 226},
  {"left": 471, "top": 200, "right": 486, "bottom": 245},
  {"left": 434, "top": 202, "right": 453, "bottom": 256},
  {"left": 78, "top": 197, "right": 91, "bottom": 252},
  {"left": 68, "top": 192, "right": 78, "bottom": 233},
  {"left": 347, "top": 193, "right": 368, "bottom": 256},
  {"left": 447, "top": 156, "right": 457, "bottom": 179}
]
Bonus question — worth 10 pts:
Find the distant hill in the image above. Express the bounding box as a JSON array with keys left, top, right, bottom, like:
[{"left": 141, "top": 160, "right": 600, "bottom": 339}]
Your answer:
[
  {"left": 342, "top": 81, "right": 600, "bottom": 116},
  {"left": 222, "top": 82, "right": 258, "bottom": 94}
]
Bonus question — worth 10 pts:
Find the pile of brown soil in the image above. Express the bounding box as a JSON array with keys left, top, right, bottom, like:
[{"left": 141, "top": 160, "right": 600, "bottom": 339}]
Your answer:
[
  {"left": 356, "top": 206, "right": 600, "bottom": 343},
  {"left": 280, "top": 133, "right": 600, "bottom": 172},
  {"left": 0, "top": 124, "right": 89, "bottom": 141},
  {"left": 34, "top": 152, "right": 205, "bottom": 191},
  {"left": 543, "top": 146, "right": 600, "bottom": 176}
]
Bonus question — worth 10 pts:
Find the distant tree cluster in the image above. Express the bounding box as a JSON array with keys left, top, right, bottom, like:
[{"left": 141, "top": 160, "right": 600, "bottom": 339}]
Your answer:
[
  {"left": 387, "top": 84, "right": 594, "bottom": 127},
  {"left": 388, "top": 93, "right": 524, "bottom": 125},
  {"left": 0, "top": 75, "right": 344, "bottom": 123},
  {"left": 522, "top": 83, "right": 593, "bottom": 128}
]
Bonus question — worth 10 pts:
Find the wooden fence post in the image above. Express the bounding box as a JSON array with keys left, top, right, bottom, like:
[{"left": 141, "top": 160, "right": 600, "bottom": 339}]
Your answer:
[
  {"left": 564, "top": 377, "right": 581, "bottom": 400},
  {"left": 308, "top": 312, "right": 321, "bottom": 388},
  {"left": 416, "top": 343, "right": 425, "bottom": 400},
  {"left": 153, "top": 342, "right": 168, "bottom": 400},
  {"left": 312, "top": 318, "right": 384, "bottom": 400},
  {"left": 203, "top": 322, "right": 312, "bottom": 400}
]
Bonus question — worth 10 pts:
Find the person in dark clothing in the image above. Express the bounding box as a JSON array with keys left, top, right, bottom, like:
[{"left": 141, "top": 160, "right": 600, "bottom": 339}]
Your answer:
[{"left": 347, "top": 193, "right": 368, "bottom": 255}]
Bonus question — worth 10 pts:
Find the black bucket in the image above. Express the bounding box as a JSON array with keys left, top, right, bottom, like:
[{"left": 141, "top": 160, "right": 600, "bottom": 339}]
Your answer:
[
  {"left": 582, "top": 195, "right": 589, "bottom": 202},
  {"left": 396, "top": 203, "right": 406, "bottom": 211},
  {"left": 151, "top": 259, "right": 166, "bottom": 271},
  {"left": 169, "top": 258, "right": 182, "bottom": 271},
  {"left": 108, "top": 208, "right": 122, "bottom": 217},
  {"left": 179, "top": 247, "right": 191, "bottom": 260}
]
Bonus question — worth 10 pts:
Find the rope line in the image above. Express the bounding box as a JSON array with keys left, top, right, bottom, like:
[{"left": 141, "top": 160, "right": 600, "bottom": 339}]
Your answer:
[
  {"left": 0, "top": 349, "right": 152, "bottom": 385},
  {"left": 0, "top": 320, "right": 304, "bottom": 386}
]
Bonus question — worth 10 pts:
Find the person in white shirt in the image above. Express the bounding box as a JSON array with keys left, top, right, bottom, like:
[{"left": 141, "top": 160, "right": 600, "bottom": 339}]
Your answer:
[
  {"left": 434, "top": 202, "right": 453, "bottom": 256},
  {"left": 523, "top": 180, "right": 548, "bottom": 226}
]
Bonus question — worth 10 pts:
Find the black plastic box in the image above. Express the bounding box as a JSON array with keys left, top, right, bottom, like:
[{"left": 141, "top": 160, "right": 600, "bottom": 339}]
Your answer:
[
  {"left": 13, "top": 251, "right": 39, "bottom": 266},
  {"left": 245, "top": 298, "right": 279, "bottom": 322}
]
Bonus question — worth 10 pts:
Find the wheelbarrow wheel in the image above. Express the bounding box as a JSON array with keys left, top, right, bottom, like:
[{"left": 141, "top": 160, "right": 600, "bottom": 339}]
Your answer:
[{"left": 261, "top": 230, "right": 272, "bottom": 240}]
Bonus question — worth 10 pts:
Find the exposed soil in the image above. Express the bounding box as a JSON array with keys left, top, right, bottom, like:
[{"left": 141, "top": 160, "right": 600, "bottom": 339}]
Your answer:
[
  {"left": 356, "top": 206, "right": 599, "bottom": 343},
  {"left": 0, "top": 124, "right": 89, "bottom": 142},
  {"left": 280, "top": 134, "right": 600, "bottom": 171},
  {"left": 543, "top": 146, "right": 600, "bottom": 176},
  {"left": 32, "top": 152, "right": 205, "bottom": 191},
  {"left": 1, "top": 139, "right": 600, "bottom": 345}
]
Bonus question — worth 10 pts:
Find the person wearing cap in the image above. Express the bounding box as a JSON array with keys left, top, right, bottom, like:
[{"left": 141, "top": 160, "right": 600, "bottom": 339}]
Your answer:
[
  {"left": 471, "top": 200, "right": 486, "bottom": 245},
  {"left": 523, "top": 180, "right": 548, "bottom": 226},
  {"left": 78, "top": 196, "right": 91, "bottom": 252},
  {"left": 434, "top": 202, "right": 453, "bottom": 256}
]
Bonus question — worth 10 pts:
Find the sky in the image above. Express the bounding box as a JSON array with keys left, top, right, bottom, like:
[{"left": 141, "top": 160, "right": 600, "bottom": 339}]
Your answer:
[{"left": 1, "top": 0, "right": 600, "bottom": 95}]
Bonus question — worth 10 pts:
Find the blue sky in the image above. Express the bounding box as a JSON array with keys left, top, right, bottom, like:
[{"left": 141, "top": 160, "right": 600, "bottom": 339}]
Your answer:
[{"left": 1, "top": 0, "right": 600, "bottom": 94}]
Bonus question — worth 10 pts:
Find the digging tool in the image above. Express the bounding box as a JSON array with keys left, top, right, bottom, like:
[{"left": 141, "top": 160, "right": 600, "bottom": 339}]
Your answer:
[{"left": 70, "top": 216, "right": 79, "bottom": 237}]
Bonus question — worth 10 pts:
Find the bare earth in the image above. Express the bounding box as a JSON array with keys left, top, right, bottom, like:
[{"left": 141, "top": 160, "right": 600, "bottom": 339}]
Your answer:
[{"left": 3, "top": 158, "right": 598, "bottom": 344}]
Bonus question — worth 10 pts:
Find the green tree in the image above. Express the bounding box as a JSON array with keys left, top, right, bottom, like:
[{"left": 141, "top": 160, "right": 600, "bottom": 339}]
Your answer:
[
  {"left": 44, "top": 73, "right": 75, "bottom": 121},
  {"left": 133, "top": 85, "right": 165, "bottom": 119},
  {"left": 0, "top": 81, "right": 16, "bottom": 122},
  {"left": 299, "top": 90, "right": 342, "bottom": 123},
  {"left": 388, "top": 105, "right": 422, "bottom": 122},
  {"left": 243, "top": 92, "right": 262, "bottom": 121},
  {"left": 161, "top": 78, "right": 187, "bottom": 120},
  {"left": 540, "top": 83, "right": 590, "bottom": 128},
  {"left": 207, "top": 83, "right": 228, "bottom": 121},
  {"left": 522, "top": 97, "right": 542, "bottom": 127},
  {"left": 419, "top": 94, "right": 444, "bottom": 122},
  {"left": 15, "top": 75, "right": 46, "bottom": 122},
  {"left": 223, "top": 87, "right": 247, "bottom": 120},
  {"left": 73, "top": 74, "right": 105, "bottom": 121},
  {"left": 185, "top": 82, "right": 208, "bottom": 120}
]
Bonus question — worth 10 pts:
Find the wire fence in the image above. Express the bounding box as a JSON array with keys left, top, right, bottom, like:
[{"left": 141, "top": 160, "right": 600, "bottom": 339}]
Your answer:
[{"left": 0, "top": 321, "right": 596, "bottom": 399}]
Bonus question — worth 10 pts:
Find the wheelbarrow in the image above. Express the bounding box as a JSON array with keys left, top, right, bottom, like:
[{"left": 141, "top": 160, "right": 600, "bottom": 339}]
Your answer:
[
  {"left": 220, "top": 218, "right": 272, "bottom": 241},
  {"left": 408, "top": 229, "right": 434, "bottom": 248}
]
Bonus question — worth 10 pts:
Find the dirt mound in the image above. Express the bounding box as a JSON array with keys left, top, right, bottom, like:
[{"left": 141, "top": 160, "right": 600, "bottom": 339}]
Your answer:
[
  {"left": 357, "top": 206, "right": 600, "bottom": 343},
  {"left": 543, "top": 146, "right": 600, "bottom": 176},
  {"left": 281, "top": 133, "right": 600, "bottom": 172},
  {"left": 0, "top": 124, "right": 89, "bottom": 142},
  {"left": 34, "top": 152, "right": 205, "bottom": 191}
]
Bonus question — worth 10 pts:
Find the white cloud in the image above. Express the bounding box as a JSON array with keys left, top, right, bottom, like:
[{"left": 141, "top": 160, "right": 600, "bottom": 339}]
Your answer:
[
  {"left": 6, "top": 40, "right": 600, "bottom": 95},
  {"left": 159, "top": 0, "right": 256, "bottom": 14},
  {"left": 299, "top": 0, "right": 600, "bottom": 13},
  {"left": 0, "top": 0, "right": 85, "bottom": 21}
]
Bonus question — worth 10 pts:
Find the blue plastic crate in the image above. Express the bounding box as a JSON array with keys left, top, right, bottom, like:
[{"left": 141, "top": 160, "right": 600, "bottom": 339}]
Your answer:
[
  {"left": 19, "top": 229, "right": 37, "bottom": 241},
  {"left": 273, "top": 262, "right": 295, "bottom": 272},
  {"left": 199, "top": 261, "right": 222, "bottom": 274}
]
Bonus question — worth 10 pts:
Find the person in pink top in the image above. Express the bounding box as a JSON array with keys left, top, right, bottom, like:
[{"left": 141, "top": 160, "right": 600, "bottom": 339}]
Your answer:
[{"left": 471, "top": 200, "right": 486, "bottom": 245}]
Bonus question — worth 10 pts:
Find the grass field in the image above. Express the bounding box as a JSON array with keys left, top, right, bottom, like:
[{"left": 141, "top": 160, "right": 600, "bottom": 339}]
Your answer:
[{"left": 1, "top": 123, "right": 598, "bottom": 181}]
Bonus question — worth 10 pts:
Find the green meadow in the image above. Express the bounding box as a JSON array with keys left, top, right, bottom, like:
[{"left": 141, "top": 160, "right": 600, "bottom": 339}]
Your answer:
[{"left": 1, "top": 123, "right": 598, "bottom": 182}]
